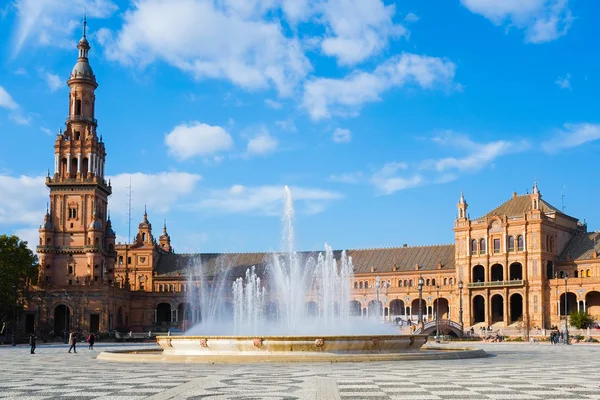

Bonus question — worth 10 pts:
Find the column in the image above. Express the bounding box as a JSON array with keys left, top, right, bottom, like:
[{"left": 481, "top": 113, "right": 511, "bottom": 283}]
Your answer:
[
  {"left": 66, "top": 154, "right": 71, "bottom": 174},
  {"left": 557, "top": 300, "right": 560, "bottom": 316},
  {"left": 153, "top": 310, "right": 157, "bottom": 323},
  {"left": 54, "top": 154, "right": 59, "bottom": 174},
  {"left": 77, "top": 153, "right": 82, "bottom": 173},
  {"left": 583, "top": 300, "right": 587, "bottom": 313},
  {"left": 100, "top": 159, "right": 104, "bottom": 177}
]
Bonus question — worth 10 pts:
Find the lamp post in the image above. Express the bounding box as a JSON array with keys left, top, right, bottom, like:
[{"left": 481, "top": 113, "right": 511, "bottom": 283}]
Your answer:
[
  {"left": 435, "top": 285, "right": 441, "bottom": 343},
  {"left": 418, "top": 276, "right": 424, "bottom": 329},
  {"left": 564, "top": 273, "right": 569, "bottom": 345},
  {"left": 375, "top": 276, "right": 381, "bottom": 320},
  {"left": 458, "top": 281, "right": 464, "bottom": 335}
]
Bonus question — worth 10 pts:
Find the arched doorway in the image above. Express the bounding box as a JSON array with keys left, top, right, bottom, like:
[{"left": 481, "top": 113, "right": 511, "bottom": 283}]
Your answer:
[
  {"left": 509, "top": 263, "right": 523, "bottom": 280},
  {"left": 472, "top": 296, "right": 485, "bottom": 323},
  {"left": 368, "top": 300, "right": 382, "bottom": 318},
  {"left": 491, "top": 294, "right": 504, "bottom": 322},
  {"left": 559, "top": 293, "right": 577, "bottom": 315},
  {"left": 156, "top": 303, "right": 172, "bottom": 324},
  {"left": 491, "top": 264, "right": 504, "bottom": 281},
  {"left": 434, "top": 298, "right": 449, "bottom": 319},
  {"left": 472, "top": 265, "right": 485, "bottom": 282},
  {"left": 54, "top": 304, "right": 70, "bottom": 335},
  {"left": 411, "top": 298, "right": 425, "bottom": 321},
  {"left": 586, "top": 291, "right": 600, "bottom": 318},
  {"left": 305, "top": 301, "right": 318, "bottom": 317},
  {"left": 510, "top": 293, "right": 523, "bottom": 322},
  {"left": 389, "top": 299, "right": 405, "bottom": 319},
  {"left": 349, "top": 300, "right": 361, "bottom": 316}
]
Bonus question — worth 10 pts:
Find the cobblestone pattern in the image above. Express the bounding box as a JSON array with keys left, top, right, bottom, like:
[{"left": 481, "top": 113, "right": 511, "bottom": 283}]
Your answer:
[{"left": 1, "top": 343, "right": 600, "bottom": 399}]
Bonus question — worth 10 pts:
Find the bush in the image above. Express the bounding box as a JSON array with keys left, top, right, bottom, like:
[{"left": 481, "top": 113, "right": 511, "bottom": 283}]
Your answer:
[{"left": 569, "top": 311, "right": 593, "bottom": 329}]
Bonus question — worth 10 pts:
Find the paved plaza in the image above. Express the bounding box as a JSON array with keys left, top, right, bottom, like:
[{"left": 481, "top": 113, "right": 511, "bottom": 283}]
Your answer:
[{"left": 1, "top": 342, "right": 599, "bottom": 399}]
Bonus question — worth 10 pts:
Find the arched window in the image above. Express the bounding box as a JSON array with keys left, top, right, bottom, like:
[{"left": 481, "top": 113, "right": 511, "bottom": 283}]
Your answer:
[
  {"left": 574, "top": 270, "right": 578, "bottom": 278},
  {"left": 449, "top": 277, "right": 454, "bottom": 285},
  {"left": 517, "top": 235, "right": 524, "bottom": 251},
  {"left": 444, "top": 278, "right": 448, "bottom": 285},
  {"left": 587, "top": 269, "right": 592, "bottom": 277},
  {"left": 354, "top": 282, "right": 358, "bottom": 289},
  {"left": 409, "top": 279, "right": 413, "bottom": 287},
  {"left": 118, "top": 256, "right": 123, "bottom": 265},
  {"left": 398, "top": 280, "right": 402, "bottom": 287},
  {"left": 507, "top": 236, "right": 515, "bottom": 252},
  {"left": 68, "top": 265, "right": 73, "bottom": 274},
  {"left": 359, "top": 282, "right": 363, "bottom": 289},
  {"left": 75, "top": 99, "right": 82, "bottom": 115},
  {"left": 581, "top": 270, "right": 585, "bottom": 278},
  {"left": 471, "top": 239, "right": 477, "bottom": 255},
  {"left": 404, "top": 280, "right": 408, "bottom": 287},
  {"left": 426, "top": 279, "right": 431, "bottom": 286},
  {"left": 559, "top": 271, "right": 564, "bottom": 278},
  {"left": 142, "top": 232, "right": 146, "bottom": 242},
  {"left": 432, "top": 278, "right": 436, "bottom": 286},
  {"left": 480, "top": 239, "right": 487, "bottom": 254}
]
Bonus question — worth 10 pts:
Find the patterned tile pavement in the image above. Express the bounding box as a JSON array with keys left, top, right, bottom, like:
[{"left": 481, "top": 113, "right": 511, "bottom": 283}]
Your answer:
[{"left": 1, "top": 342, "right": 600, "bottom": 399}]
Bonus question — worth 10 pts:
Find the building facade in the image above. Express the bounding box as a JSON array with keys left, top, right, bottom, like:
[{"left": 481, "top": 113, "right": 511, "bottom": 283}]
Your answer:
[{"left": 20, "top": 25, "right": 600, "bottom": 338}]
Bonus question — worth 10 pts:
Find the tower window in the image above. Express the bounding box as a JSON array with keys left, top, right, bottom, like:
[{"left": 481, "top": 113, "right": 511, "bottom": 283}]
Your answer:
[
  {"left": 75, "top": 99, "right": 82, "bottom": 116},
  {"left": 142, "top": 233, "right": 146, "bottom": 242},
  {"left": 493, "top": 238, "right": 501, "bottom": 253},
  {"left": 75, "top": 131, "right": 81, "bottom": 140},
  {"left": 68, "top": 265, "right": 73, "bottom": 274},
  {"left": 68, "top": 208, "right": 77, "bottom": 219}
]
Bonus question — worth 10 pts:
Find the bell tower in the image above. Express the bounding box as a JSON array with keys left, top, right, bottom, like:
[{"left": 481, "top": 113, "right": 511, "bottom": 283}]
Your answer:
[{"left": 37, "top": 17, "right": 115, "bottom": 287}]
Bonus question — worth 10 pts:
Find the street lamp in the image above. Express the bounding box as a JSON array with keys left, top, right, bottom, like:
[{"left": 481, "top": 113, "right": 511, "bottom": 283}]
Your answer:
[
  {"left": 435, "top": 285, "right": 441, "bottom": 343},
  {"left": 418, "top": 276, "right": 424, "bottom": 329},
  {"left": 375, "top": 276, "right": 381, "bottom": 320},
  {"left": 458, "top": 281, "right": 464, "bottom": 335},
  {"left": 564, "top": 273, "right": 569, "bottom": 345}
]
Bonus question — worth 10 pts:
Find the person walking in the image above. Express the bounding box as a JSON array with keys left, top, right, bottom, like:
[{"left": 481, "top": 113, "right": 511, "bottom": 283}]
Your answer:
[
  {"left": 68, "top": 331, "right": 77, "bottom": 353},
  {"left": 87, "top": 333, "right": 95, "bottom": 350},
  {"left": 29, "top": 334, "right": 36, "bottom": 354}
]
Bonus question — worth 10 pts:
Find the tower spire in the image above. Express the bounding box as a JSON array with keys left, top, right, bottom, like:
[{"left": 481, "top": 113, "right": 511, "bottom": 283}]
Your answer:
[{"left": 83, "top": 11, "right": 87, "bottom": 38}]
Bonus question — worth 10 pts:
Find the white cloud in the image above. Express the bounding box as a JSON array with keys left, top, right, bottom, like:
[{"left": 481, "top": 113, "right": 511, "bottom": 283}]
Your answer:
[
  {"left": 460, "top": 0, "right": 573, "bottom": 43},
  {"left": 108, "top": 172, "right": 202, "bottom": 218},
  {"left": 197, "top": 184, "right": 343, "bottom": 216},
  {"left": 404, "top": 13, "right": 420, "bottom": 23},
  {"left": 165, "top": 121, "right": 234, "bottom": 160},
  {"left": 13, "top": 68, "right": 27, "bottom": 75},
  {"left": 370, "top": 163, "right": 423, "bottom": 195},
  {"left": 332, "top": 128, "right": 351, "bottom": 143},
  {"left": 0, "top": 86, "right": 18, "bottom": 109},
  {"left": 302, "top": 53, "right": 457, "bottom": 120},
  {"left": 246, "top": 130, "right": 279, "bottom": 156},
  {"left": 0, "top": 175, "right": 47, "bottom": 225},
  {"left": 275, "top": 118, "right": 297, "bottom": 132},
  {"left": 11, "top": 0, "right": 118, "bottom": 56},
  {"left": 329, "top": 172, "right": 363, "bottom": 184},
  {"left": 43, "top": 71, "right": 63, "bottom": 92},
  {"left": 426, "top": 131, "right": 527, "bottom": 172},
  {"left": 13, "top": 227, "right": 40, "bottom": 252},
  {"left": 99, "top": 0, "right": 311, "bottom": 96},
  {"left": 9, "top": 113, "right": 31, "bottom": 126},
  {"left": 40, "top": 127, "right": 53, "bottom": 136},
  {"left": 264, "top": 99, "right": 282, "bottom": 109},
  {"left": 555, "top": 73, "right": 571, "bottom": 89},
  {"left": 320, "top": 0, "right": 407, "bottom": 65},
  {"left": 542, "top": 123, "right": 600, "bottom": 153}
]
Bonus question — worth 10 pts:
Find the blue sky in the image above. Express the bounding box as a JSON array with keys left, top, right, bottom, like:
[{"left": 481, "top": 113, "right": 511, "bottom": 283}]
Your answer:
[{"left": 1, "top": 0, "right": 599, "bottom": 254}]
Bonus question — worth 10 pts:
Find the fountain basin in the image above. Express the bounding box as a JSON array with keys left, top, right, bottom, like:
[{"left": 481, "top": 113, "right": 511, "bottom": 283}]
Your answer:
[{"left": 157, "top": 334, "right": 428, "bottom": 357}]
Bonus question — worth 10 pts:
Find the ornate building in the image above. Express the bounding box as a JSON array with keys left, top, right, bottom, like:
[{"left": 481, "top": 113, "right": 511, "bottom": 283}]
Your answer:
[{"left": 21, "top": 23, "right": 600, "bottom": 338}]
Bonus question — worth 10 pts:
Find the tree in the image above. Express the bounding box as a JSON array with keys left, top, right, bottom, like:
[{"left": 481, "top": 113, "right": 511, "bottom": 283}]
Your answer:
[
  {"left": 0, "top": 235, "right": 38, "bottom": 322},
  {"left": 569, "top": 310, "right": 593, "bottom": 329}
]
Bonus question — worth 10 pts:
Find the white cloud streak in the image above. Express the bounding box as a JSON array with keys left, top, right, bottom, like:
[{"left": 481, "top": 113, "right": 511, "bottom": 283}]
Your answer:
[
  {"left": 302, "top": 53, "right": 457, "bottom": 120},
  {"left": 332, "top": 128, "right": 351, "bottom": 143},
  {"left": 555, "top": 73, "right": 571, "bottom": 89},
  {"left": 246, "top": 130, "right": 279, "bottom": 156},
  {"left": 542, "top": 123, "right": 600, "bottom": 153}
]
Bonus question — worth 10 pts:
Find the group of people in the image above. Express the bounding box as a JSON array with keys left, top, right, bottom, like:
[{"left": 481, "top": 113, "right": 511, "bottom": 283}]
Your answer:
[
  {"left": 28, "top": 331, "right": 96, "bottom": 354},
  {"left": 549, "top": 330, "right": 568, "bottom": 344}
]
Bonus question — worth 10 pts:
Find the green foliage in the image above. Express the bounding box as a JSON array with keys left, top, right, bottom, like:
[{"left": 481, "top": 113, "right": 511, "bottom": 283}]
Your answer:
[
  {"left": 569, "top": 310, "right": 593, "bottom": 329},
  {"left": 0, "top": 235, "right": 38, "bottom": 320}
]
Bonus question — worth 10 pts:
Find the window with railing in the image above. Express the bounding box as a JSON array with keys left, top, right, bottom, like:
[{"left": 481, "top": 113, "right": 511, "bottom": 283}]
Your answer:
[
  {"left": 480, "top": 239, "right": 487, "bottom": 254},
  {"left": 471, "top": 239, "right": 477, "bottom": 255},
  {"left": 508, "top": 236, "right": 514, "bottom": 252},
  {"left": 493, "top": 238, "right": 501, "bottom": 254},
  {"left": 517, "top": 235, "right": 524, "bottom": 251}
]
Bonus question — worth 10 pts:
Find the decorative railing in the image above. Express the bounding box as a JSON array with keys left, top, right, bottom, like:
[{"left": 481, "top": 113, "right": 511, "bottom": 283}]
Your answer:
[
  {"left": 414, "top": 319, "right": 463, "bottom": 335},
  {"left": 66, "top": 115, "right": 97, "bottom": 124},
  {"left": 467, "top": 279, "right": 525, "bottom": 288}
]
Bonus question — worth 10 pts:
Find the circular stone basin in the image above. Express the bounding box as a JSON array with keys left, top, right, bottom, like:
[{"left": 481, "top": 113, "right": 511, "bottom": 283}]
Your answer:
[{"left": 157, "top": 334, "right": 428, "bottom": 357}]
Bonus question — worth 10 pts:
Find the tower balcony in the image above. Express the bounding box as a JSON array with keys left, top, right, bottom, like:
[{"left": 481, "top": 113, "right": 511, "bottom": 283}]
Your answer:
[
  {"left": 46, "top": 174, "right": 111, "bottom": 194},
  {"left": 467, "top": 279, "right": 525, "bottom": 289},
  {"left": 66, "top": 115, "right": 97, "bottom": 125}
]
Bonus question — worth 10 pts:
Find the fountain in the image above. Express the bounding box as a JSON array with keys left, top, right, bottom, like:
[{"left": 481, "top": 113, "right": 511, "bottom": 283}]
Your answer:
[{"left": 98, "top": 187, "right": 486, "bottom": 362}]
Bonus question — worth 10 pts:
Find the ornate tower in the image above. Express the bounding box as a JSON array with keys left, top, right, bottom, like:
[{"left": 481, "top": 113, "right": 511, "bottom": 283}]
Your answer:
[
  {"left": 158, "top": 220, "right": 172, "bottom": 252},
  {"left": 457, "top": 191, "right": 468, "bottom": 220},
  {"left": 37, "top": 18, "right": 115, "bottom": 287}
]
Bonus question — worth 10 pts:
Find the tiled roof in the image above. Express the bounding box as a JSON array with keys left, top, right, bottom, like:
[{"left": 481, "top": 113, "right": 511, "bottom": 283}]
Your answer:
[
  {"left": 154, "top": 244, "right": 455, "bottom": 278},
  {"left": 483, "top": 195, "right": 561, "bottom": 218},
  {"left": 559, "top": 231, "right": 600, "bottom": 262}
]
